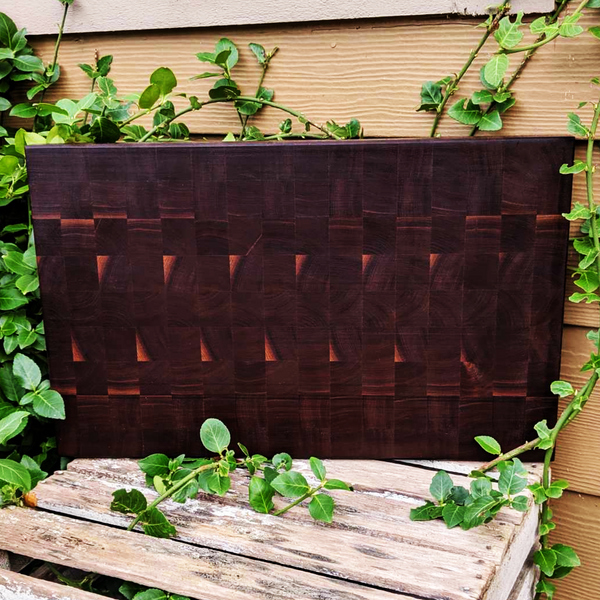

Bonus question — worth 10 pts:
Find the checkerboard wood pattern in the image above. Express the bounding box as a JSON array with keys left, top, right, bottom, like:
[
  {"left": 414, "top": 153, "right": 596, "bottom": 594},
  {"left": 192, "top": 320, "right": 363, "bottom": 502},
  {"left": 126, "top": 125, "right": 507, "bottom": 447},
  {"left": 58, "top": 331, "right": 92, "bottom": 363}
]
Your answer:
[{"left": 26, "top": 137, "right": 573, "bottom": 458}]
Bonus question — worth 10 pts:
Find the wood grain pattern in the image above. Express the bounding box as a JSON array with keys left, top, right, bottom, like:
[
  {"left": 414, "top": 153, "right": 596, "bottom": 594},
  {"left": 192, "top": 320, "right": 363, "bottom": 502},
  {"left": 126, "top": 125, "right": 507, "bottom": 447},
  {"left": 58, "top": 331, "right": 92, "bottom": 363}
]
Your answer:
[
  {"left": 21, "top": 458, "right": 541, "bottom": 600},
  {"left": 27, "top": 138, "right": 572, "bottom": 459},
  {"left": 23, "top": 11, "right": 600, "bottom": 138},
  {"left": 0, "top": 568, "right": 106, "bottom": 600},
  {"left": 553, "top": 326, "right": 600, "bottom": 497},
  {"left": 550, "top": 490, "right": 600, "bottom": 600}
]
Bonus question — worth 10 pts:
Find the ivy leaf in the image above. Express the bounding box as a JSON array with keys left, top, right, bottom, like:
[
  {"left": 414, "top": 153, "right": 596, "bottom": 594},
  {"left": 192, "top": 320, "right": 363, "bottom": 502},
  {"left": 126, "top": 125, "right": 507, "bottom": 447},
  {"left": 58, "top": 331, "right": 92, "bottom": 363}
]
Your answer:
[
  {"left": 150, "top": 67, "right": 177, "bottom": 96},
  {"left": 552, "top": 544, "right": 580, "bottom": 567},
  {"left": 20, "top": 455, "right": 47, "bottom": 488},
  {"left": 579, "top": 247, "right": 599, "bottom": 269},
  {"left": 429, "top": 470, "right": 453, "bottom": 503},
  {"left": 534, "top": 548, "right": 557, "bottom": 577},
  {"left": 0, "top": 288, "right": 28, "bottom": 310},
  {"left": 16, "top": 274, "right": 39, "bottom": 294},
  {"left": 207, "top": 472, "right": 230, "bottom": 496},
  {"left": 474, "top": 435, "right": 501, "bottom": 455},
  {"left": 471, "top": 89, "right": 494, "bottom": 105},
  {"left": 248, "top": 476, "right": 275, "bottom": 513},
  {"left": 510, "top": 495, "right": 529, "bottom": 512},
  {"left": 12, "top": 353, "right": 41, "bottom": 391},
  {"left": 545, "top": 479, "right": 569, "bottom": 499},
  {"left": 0, "top": 366, "right": 22, "bottom": 402},
  {"left": 410, "top": 501, "right": 443, "bottom": 521},
  {"left": 111, "top": 488, "right": 148, "bottom": 514},
  {"left": 528, "top": 483, "right": 548, "bottom": 504},
  {"left": 560, "top": 161, "right": 587, "bottom": 174},
  {"left": 141, "top": 507, "right": 177, "bottom": 538},
  {"left": 569, "top": 291, "right": 600, "bottom": 303},
  {"left": 32, "top": 389, "right": 65, "bottom": 419},
  {"left": 589, "top": 26, "right": 600, "bottom": 40},
  {"left": 447, "top": 98, "right": 482, "bottom": 125},
  {"left": 134, "top": 590, "right": 168, "bottom": 600},
  {"left": 477, "top": 110, "right": 503, "bottom": 132},
  {"left": 249, "top": 42, "right": 267, "bottom": 64},
  {"left": 470, "top": 478, "right": 492, "bottom": 499},
  {"left": 484, "top": 54, "right": 510, "bottom": 88},
  {"left": 534, "top": 420, "right": 552, "bottom": 440},
  {"left": 138, "top": 84, "right": 160, "bottom": 109},
  {"left": 324, "top": 479, "right": 353, "bottom": 491},
  {"left": 309, "top": 457, "right": 326, "bottom": 481},
  {"left": 535, "top": 580, "right": 556, "bottom": 600},
  {"left": 0, "top": 458, "right": 31, "bottom": 491},
  {"left": 200, "top": 418, "right": 231, "bottom": 454},
  {"left": 417, "top": 81, "right": 443, "bottom": 111},
  {"left": 138, "top": 454, "right": 170, "bottom": 477},
  {"left": 495, "top": 13, "right": 524, "bottom": 48},
  {"left": 271, "top": 471, "right": 310, "bottom": 498},
  {"left": 90, "top": 117, "right": 121, "bottom": 143},
  {"left": 13, "top": 55, "right": 44, "bottom": 74},
  {"left": 559, "top": 14, "right": 584, "bottom": 38},
  {"left": 498, "top": 462, "right": 527, "bottom": 496},
  {"left": 308, "top": 493, "right": 335, "bottom": 523},
  {"left": 448, "top": 485, "right": 469, "bottom": 505},
  {"left": 539, "top": 521, "right": 556, "bottom": 536},
  {"left": 463, "top": 495, "right": 498, "bottom": 524},
  {"left": 442, "top": 503, "right": 465, "bottom": 528},
  {"left": 272, "top": 452, "right": 292, "bottom": 471},
  {"left": 587, "top": 329, "right": 600, "bottom": 348},
  {"left": 0, "top": 411, "right": 28, "bottom": 445},
  {"left": 530, "top": 16, "right": 549, "bottom": 35},
  {"left": 567, "top": 112, "right": 589, "bottom": 137},
  {"left": 550, "top": 381, "right": 574, "bottom": 397},
  {"left": 214, "top": 38, "right": 239, "bottom": 70}
]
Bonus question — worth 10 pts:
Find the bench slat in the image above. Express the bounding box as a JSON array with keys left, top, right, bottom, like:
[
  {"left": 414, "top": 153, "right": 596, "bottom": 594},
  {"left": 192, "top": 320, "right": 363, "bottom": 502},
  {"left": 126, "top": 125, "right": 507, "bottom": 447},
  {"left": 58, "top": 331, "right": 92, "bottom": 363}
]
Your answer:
[{"left": 0, "top": 568, "right": 106, "bottom": 600}]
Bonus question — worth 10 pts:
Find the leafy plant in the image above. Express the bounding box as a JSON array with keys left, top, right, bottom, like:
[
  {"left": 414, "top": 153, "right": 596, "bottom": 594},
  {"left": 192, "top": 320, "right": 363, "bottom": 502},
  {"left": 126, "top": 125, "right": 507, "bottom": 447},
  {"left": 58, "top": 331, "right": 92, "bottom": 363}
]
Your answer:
[{"left": 111, "top": 419, "right": 353, "bottom": 537}]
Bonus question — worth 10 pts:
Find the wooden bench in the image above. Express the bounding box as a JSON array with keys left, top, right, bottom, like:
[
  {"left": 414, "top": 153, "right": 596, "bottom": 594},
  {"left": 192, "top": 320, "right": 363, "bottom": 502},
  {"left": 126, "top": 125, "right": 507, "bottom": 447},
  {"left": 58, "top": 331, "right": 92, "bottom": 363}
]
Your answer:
[{"left": 0, "top": 459, "right": 542, "bottom": 600}]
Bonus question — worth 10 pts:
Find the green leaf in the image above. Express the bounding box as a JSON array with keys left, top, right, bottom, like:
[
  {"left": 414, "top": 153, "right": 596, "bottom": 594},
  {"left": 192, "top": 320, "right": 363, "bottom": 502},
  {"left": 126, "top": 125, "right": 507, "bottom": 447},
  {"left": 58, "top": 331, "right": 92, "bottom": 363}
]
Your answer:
[
  {"left": 110, "top": 488, "right": 148, "bottom": 514},
  {"left": 546, "top": 479, "right": 569, "bottom": 499},
  {"left": 484, "top": 54, "right": 510, "bottom": 88},
  {"left": 271, "top": 471, "right": 310, "bottom": 498},
  {"left": 539, "top": 521, "right": 556, "bottom": 536},
  {"left": 573, "top": 237, "right": 595, "bottom": 255},
  {"left": 200, "top": 418, "right": 231, "bottom": 454},
  {"left": 13, "top": 55, "right": 44, "bottom": 73},
  {"left": 477, "top": 110, "right": 503, "bottom": 132},
  {"left": 530, "top": 16, "right": 549, "bottom": 35},
  {"left": 170, "top": 469, "right": 199, "bottom": 503},
  {"left": 153, "top": 475, "right": 167, "bottom": 495},
  {"left": 190, "top": 72, "right": 220, "bottom": 80},
  {"left": 560, "top": 161, "right": 587, "bottom": 174},
  {"left": 471, "top": 90, "right": 494, "bottom": 105},
  {"left": 0, "top": 366, "right": 22, "bottom": 402},
  {"left": 12, "top": 353, "right": 41, "bottom": 391},
  {"left": 495, "top": 13, "right": 524, "bottom": 48},
  {"left": 4, "top": 252, "right": 34, "bottom": 276},
  {"left": 0, "top": 458, "right": 31, "bottom": 491},
  {"left": 0, "top": 13, "right": 17, "bottom": 47},
  {"left": 470, "top": 478, "right": 492, "bottom": 499},
  {"left": 214, "top": 38, "right": 238, "bottom": 69},
  {"left": 249, "top": 42, "right": 267, "bottom": 64},
  {"left": 309, "top": 457, "right": 326, "bottom": 481},
  {"left": 510, "top": 495, "right": 529, "bottom": 512},
  {"left": 570, "top": 291, "right": 600, "bottom": 303},
  {"left": 534, "top": 548, "right": 557, "bottom": 577},
  {"left": 248, "top": 476, "right": 275, "bottom": 513},
  {"left": 442, "top": 503, "right": 465, "bottom": 528},
  {"left": 138, "top": 84, "right": 160, "bottom": 109},
  {"left": 534, "top": 420, "right": 552, "bottom": 440},
  {"left": 20, "top": 455, "right": 47, "bottom": 488},
  {"left": 589, "top": 26, "right": 600, "bottom": 39},
  {"left": 138, "top": 454, "right": 170, "bottom": 477},
  {"left": 448, "top": 485, "right": 469, "bottom": 505},
  {"left": 17, "top": 328, "right": 37, "bottom": 349},
  {"left": 498, "top": 462, "right": 528, "bottom": 496},
  {"left": 141, "top": 507, "right": 177, "bottom": 538},
  {"left": 429, "top": 470, "right": 453, "bottom": 503},
  {"left": 474, "top": 435, "right": 501, "bottom": 455},
  {"left": 134, "top": 590, "right": 168, "bottom": 600},
  {"left": 196, "top": 51, "right": 216, "bottom": 64},
  {"left": 324, "top": 479, "right": 353, "bottom": 491},
  {"left": 272, "top": 452, "right": 292, "bottom": 471},
  {"left": 447, "top": 98, "right": 482, "bottom": 125},
  {"left": 150, "top": 67, "right": 177, "bottom": 96},
  {"left": 550, "top": 380, "right": 574, "bottom": 398},
  {"left": 417, "top": 81, "right": 443, "bottom": 111},
  {"left": 535, "top": 580, "right": 556, "bottom": 599},
  {"left": 567, "top": 112, "right": 589, "bottom": 137},
  {"left": 15, "top": 274, "right": 39, "bottom": 294},
  {"left": 463, "top": 495, "right": 498, "bottom": 523},
  {"left": 0, "top": 411, "right": 28, "bottom": 445},
  {"left": 410, "top": 500, "right": 443, "bottom": 521},
  {"left": 308, "top": 493, "right": 335, "bottom": 523},
  {"left": 580, "top": 247, "right": 599, "bottom": 269},
  {"left": 207, "top": 472, "right": 230, "bottom": 496},
  {"left": 0, "top": 288, "right": 28, "bottom": 310},
  {"left": 90, "top": 117, "right": 121, "bottom": 143},
  {"left": 559, "top": 14, "right": 583, "bottom": 38}
]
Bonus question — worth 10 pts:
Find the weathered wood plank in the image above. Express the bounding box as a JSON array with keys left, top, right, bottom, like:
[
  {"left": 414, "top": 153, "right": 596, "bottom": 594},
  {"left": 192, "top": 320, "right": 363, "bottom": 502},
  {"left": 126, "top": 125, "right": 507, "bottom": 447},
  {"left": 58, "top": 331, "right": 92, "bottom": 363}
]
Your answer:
[
  {"left": 554, "top": 326, "right": 600, "bottom": 497},
  {"left": 24, "top": 11, "right": 600, "bottom": 138},
  {"left": 30, "top": 458, "right": 540, "bottom": 600},
  {"left": 0, "top": 508, "right": 416, "bottom": 600},
  {"left": 0, "top": 568, "right": 106, "bottom": 600},
  {"left": 506, "top": 562, "right": 537, "bottom": 600},
  {"left": 550, "top": 490, "right": 600, "bottom": 600}
]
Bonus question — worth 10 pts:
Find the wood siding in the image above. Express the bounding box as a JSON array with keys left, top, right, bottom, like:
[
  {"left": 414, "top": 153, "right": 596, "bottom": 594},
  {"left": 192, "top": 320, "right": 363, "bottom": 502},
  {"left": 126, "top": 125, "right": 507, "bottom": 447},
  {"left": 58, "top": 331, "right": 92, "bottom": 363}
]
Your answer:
[{"left": 25, "top": 8, "right": 600, "bottom": 598}]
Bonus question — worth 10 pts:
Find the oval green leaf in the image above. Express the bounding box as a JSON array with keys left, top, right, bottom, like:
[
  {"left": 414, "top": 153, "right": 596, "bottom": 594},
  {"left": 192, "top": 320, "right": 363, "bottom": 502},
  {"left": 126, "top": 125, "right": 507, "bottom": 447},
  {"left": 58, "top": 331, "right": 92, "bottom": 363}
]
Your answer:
[{"left": 200, "top": 418, "right": 231, "bottom": 454}]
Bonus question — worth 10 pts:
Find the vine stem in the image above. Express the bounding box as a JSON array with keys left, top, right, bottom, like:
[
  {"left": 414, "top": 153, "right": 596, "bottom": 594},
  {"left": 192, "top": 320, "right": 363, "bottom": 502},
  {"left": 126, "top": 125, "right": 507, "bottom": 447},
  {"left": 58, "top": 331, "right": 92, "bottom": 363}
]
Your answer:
[
  {"left": 429, "top": 1, "right": 510, "bottom": 138},
  {"left": 273, "top": 482, "right": 325, "bottom": 516},
  {"left": 469, "top": 0, "right": 570, "bottom": 136},
  {"left": 126, "top": 462, "right": 218, "bottom": 531},
  {"left": 137, "top": 96, "right": 340, "bottom": 143}
]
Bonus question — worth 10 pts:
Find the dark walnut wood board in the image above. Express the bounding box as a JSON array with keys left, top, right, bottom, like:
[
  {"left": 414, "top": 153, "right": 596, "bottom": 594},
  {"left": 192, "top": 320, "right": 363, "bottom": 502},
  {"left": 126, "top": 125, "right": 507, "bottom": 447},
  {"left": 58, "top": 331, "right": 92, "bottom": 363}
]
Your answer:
[{"left": 26, "top": 137, "right": 574, "bottom": 459}]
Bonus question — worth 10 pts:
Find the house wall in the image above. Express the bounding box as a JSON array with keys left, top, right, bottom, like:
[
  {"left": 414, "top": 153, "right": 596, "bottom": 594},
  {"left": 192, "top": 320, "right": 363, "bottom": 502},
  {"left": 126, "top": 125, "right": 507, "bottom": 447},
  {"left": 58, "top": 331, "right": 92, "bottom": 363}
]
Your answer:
[{"left": 24, "top": 7, "right": 600, "bottom": 598}]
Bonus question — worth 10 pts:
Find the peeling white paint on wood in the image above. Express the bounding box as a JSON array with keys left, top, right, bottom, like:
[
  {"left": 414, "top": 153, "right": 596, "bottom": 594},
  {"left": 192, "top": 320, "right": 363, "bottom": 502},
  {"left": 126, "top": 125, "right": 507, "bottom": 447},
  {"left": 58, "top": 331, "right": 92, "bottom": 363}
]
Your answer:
[{"left": 3, "top": 0, "right": 555, "bottom": 36}]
